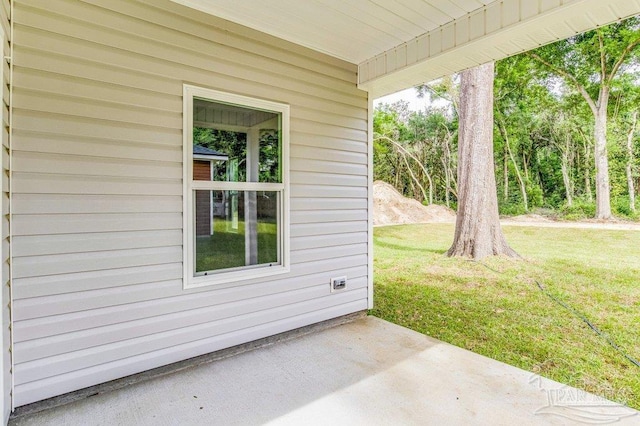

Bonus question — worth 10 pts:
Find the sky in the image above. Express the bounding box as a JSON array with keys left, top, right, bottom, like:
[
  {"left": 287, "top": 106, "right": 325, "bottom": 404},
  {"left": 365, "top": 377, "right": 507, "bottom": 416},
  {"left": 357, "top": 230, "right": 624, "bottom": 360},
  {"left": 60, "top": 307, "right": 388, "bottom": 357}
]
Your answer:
[
  {"left": 373, "top": 85, "right": 454, "bottom": 113},
  {"left": 373, "top": 87, "right": 431, "bottom": 111}
]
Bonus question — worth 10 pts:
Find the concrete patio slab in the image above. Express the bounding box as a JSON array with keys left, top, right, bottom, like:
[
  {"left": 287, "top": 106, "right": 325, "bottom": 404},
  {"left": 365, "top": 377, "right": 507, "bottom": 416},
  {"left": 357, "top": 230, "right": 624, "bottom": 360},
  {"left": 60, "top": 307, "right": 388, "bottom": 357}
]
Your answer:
[{"left": 9, "top": 316, "right": 639, "bottom": 425}]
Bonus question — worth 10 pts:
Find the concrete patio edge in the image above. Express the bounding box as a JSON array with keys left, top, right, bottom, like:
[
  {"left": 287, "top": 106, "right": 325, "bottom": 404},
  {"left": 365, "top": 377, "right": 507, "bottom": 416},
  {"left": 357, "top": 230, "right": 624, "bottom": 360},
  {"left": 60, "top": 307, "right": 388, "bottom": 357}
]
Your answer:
[
  {"left": 10, "top": 311, "right": 367, "bottom": 420},
  {"left": 10, "top": 315, "right": 639, "bottom": 426}
]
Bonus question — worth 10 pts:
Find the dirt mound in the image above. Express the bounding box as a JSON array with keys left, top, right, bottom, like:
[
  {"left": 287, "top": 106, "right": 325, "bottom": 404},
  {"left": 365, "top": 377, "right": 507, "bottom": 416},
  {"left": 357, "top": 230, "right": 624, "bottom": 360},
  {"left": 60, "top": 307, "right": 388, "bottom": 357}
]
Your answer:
[{"left": 373, "top": 180, "right": 456, "bottom": 225}]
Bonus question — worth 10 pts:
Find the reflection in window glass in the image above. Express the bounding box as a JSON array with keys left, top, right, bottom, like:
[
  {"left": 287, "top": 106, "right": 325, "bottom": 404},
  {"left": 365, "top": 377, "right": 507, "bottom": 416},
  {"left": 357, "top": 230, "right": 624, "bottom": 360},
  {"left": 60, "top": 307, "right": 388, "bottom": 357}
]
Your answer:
[
  {"left": 192, "top": 98, "right": 281, "bottom": 183},
  {"left": 194, "top": 190, "right": 279, "bottom": 274},
  {"left": 186, "top": 89, "right": 287, "bottom": 284}
]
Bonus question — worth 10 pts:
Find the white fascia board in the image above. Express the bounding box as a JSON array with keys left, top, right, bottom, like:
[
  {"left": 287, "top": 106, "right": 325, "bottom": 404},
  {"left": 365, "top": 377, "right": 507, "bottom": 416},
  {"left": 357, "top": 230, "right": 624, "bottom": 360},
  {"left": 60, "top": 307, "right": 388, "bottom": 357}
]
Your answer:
[{"left": 359, "top": 0, "right": 640, "bottom": 98}]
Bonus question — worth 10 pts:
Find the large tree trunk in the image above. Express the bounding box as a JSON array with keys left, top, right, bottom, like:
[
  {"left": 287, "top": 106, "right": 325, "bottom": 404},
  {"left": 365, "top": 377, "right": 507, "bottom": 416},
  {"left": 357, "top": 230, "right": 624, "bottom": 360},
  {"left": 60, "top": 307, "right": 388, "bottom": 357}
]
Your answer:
[
  {"left": 627, "top": 111, "right": 637, "bottom": 213},
  {"left": 447, "top": 62, "right": 519, "bottom": 259},
  {"left": 594, "top": 87, "right": 612, "bottom": 219}
]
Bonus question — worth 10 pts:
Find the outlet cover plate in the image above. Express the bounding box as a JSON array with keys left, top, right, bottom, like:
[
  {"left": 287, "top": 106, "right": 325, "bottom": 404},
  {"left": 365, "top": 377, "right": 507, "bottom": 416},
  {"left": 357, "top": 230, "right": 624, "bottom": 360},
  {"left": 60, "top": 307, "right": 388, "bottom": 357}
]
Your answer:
[{"left": 331, "top": 276, "right": 347, "bottom": 292}]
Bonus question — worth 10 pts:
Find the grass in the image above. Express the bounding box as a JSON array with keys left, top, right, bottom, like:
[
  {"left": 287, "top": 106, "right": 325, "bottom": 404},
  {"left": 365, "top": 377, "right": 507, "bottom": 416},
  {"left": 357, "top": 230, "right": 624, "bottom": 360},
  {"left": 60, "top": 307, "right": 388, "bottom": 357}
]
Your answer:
[
  {"left": 371, "top": 223, "right": 640, "bottom": 409},
  {"left": 196, "top": 219, "right": 277, "bottom": 272}
]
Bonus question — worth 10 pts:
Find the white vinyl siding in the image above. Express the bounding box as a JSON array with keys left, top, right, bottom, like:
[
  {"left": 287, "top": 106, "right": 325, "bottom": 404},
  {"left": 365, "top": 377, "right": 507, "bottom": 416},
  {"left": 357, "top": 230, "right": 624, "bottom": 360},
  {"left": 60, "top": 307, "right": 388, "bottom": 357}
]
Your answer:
[
  {"left": 10, "top": 0, "right": 369, "bottom": 407},
  {"left": 1, "top": 0, "right": 10, "bottom": 418}
]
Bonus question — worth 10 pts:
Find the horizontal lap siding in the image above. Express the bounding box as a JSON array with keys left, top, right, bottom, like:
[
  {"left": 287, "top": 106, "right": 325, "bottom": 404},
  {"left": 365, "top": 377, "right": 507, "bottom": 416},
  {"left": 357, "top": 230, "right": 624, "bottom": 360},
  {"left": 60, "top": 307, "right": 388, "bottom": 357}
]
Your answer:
[
  {"left": 11, "top": 0, "right": 369, "bottom": 407},
  {"left": 2, "top": 0, "right": 9, "bottom": 418}
]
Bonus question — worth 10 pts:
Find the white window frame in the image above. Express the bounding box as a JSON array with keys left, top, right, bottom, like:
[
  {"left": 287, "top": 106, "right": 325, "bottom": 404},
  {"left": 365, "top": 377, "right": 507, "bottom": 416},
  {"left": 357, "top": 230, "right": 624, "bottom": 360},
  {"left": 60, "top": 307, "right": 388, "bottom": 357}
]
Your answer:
[{"left": 183, "top": 85, "right": 290, "bottom": 289}]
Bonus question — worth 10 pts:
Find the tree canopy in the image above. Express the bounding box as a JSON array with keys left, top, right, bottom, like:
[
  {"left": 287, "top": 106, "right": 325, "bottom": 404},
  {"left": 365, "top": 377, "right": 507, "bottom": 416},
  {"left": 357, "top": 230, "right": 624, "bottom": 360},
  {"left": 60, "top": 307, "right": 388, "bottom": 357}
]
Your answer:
[{"left": 374, "top": 16, "right": 640, "bottom": 221}]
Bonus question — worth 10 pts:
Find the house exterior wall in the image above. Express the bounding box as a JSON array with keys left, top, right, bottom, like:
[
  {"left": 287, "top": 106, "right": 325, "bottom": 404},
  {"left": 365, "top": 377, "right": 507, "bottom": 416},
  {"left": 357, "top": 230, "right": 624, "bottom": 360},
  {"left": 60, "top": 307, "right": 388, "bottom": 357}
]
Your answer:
[
  {"left": 193, "top": 160, "right": 210, "bottom": 181},
  {"left": 10, "top": 0, "right": 369, "bottom": 407},
  {"left": 1, "top": 0, "right": 10, "bottom": 420},
  {"left": 193, "top": 160, "right": 210, "bottom": 236}
]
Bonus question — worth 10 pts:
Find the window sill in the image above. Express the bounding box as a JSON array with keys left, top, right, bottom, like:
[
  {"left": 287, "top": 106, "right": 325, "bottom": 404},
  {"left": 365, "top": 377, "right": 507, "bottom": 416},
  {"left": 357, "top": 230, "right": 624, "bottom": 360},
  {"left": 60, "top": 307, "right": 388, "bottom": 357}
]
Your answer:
[{"left": 183, "top": 264, "right": 290, "bottom": 290}]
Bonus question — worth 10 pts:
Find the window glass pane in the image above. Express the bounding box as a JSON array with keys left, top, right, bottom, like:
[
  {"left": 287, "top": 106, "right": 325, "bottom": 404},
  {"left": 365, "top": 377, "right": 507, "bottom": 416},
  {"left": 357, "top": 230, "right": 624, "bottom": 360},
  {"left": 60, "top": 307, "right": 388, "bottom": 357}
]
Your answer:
[
  {"left": 195, "top": 190, "right": 279, "bottom": 275},
  {"left": 258, "top": 129, "right": 281, "bottom": 183},
  {"left": 193, "top": 98, "right": 281, "bottom": 183}
]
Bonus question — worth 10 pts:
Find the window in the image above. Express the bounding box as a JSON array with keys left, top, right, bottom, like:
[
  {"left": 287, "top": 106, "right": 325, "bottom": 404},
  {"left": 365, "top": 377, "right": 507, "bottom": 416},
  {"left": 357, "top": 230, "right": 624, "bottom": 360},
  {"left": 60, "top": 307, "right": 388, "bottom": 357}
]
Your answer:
[{"left": 183, "top": 86, "right": 290, "bottom": 288}]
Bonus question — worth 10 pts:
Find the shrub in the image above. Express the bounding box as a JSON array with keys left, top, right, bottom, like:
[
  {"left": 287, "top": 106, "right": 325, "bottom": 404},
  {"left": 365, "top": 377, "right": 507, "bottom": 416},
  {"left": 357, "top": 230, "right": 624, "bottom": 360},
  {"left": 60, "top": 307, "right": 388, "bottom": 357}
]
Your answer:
[
  {"left": 560, "top": 199, "right": 595, "bottom": 219},
  {"left": 526, "top": 183, "right": 544, "bottom": 208},
  {"left": 612, "top": 196, "right": 639, "bottom": 220},
  {"left": 499, "top": 202, "right": 527, "bottom": 216}
]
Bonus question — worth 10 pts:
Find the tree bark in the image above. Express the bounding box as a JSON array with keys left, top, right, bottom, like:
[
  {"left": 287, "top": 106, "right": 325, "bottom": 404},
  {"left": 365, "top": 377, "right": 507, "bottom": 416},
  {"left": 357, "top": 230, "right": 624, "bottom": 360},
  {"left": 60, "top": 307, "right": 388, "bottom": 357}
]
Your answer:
[
  {"left": 594, "top": 86, "right": 612, "bottom": 219},
  {"left": 447, "top": 62, "right": 519, "bottom": 259},
  {"left": 627, "top": 111, "right": 637, "bottom": 213}
]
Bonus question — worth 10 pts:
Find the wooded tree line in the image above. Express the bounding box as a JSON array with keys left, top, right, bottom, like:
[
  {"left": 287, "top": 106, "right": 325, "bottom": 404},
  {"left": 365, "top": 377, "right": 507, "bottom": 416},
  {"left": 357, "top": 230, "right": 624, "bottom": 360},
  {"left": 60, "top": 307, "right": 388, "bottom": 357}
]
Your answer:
[{"left": 374, "top": 16, "right": 640, "bottom": 220}]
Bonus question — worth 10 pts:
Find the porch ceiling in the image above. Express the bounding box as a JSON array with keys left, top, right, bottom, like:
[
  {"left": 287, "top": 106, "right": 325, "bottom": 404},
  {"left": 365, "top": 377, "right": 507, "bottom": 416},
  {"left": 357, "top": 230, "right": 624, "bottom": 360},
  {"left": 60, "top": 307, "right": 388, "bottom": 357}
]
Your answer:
[{"left": 172, "top": 0, "right": 640, "bottom": 97}]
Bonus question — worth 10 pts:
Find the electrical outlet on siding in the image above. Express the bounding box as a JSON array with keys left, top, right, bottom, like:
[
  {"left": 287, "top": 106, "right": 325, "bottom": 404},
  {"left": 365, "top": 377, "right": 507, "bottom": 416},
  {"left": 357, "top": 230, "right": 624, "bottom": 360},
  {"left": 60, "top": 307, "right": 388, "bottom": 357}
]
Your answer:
[{"left": 330, "top": 276, "right": 347, "bottom": 292}]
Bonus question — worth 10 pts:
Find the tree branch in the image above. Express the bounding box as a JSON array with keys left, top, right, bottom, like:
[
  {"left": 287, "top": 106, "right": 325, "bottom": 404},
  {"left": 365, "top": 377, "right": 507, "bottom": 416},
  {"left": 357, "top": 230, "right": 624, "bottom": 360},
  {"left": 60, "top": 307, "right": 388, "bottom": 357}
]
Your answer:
[
  {"left": 597, "top": 30, "right": 607, "bottom": 83},
  {"left": 375, "top": 134, "right": 433, "bottom": 204},
  {"left": 527, "top": 51, "right": 598, "bottom": 115},
  {"left": 398, "top": 148, "right": 428, "bottom": 203},
  {"left": 608, "top": 37, "right": 640, "bottom": 83}
]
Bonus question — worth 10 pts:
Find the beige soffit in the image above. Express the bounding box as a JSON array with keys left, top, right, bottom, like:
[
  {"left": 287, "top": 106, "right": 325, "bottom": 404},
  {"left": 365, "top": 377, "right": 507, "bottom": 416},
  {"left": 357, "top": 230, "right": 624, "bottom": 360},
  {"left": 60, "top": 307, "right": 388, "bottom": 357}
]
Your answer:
[{"left": 171, "top": 0, "right": 640, "bottom": 96}]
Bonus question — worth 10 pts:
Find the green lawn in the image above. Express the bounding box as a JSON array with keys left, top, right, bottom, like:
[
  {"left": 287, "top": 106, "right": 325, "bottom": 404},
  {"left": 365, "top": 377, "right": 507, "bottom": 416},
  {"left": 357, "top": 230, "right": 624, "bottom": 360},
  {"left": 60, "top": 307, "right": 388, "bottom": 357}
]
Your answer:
[
  {"left": 371, "top": 223, "right": 640, "bottom": 409},
  {"left": 196, "top": 219, "right": 278, "bottom": 272}
]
